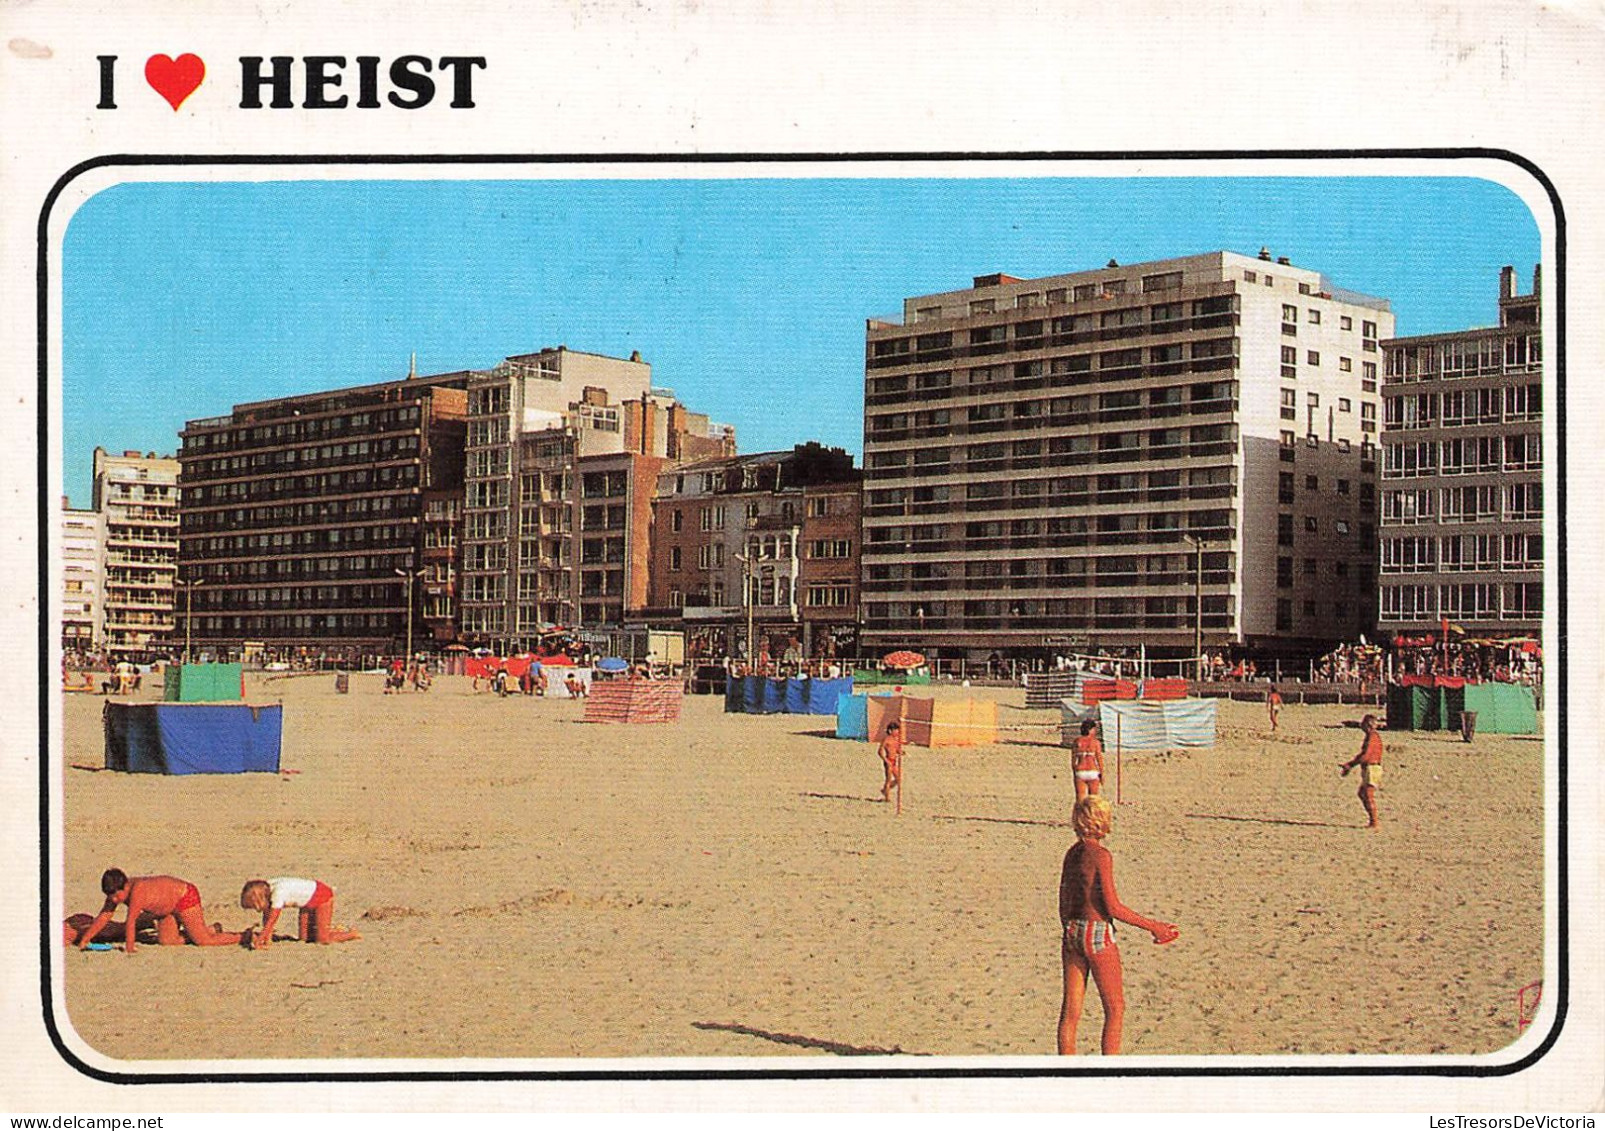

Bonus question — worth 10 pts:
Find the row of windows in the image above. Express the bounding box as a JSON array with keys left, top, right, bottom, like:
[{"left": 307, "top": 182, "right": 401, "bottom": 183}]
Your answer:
[
  {"left": 868, "top": 551, "right": 1230, "bottom": 583},
  {"left": 1380, "top": 583, "right": 1543, "bottom": 620},
  {"left": 879, "top": 468, "right": 1226, "bottom": 503},
  {"left": 183, "top": 405, "right": 422, "bottom": 451},
  {"left": 1380, "top": 533, "right": 1543, "bottom": 573},
  {"left": 1279, "top": 433, "right": 1376, "bottom": 454},
  {"left": 869, "top": 346, "right": 1237, "bottom": 399},
  {"left": 182, "top": 494, "right": 418, "bottom": 536},
  {"left": 871, "top": 381, "right": 1234, "bottom": 428},
  {"left": 1385, "top": 335, "right": 1541, "bottom": 379},
  {"left": 901, "top": 289, "right": 1233, "bottom": 329},
  {"left": 1277, "top": 471, "right": 1371, "bottom": 502},
  {"left": 582, "top": 470, "right": 631, "bottom": 498},
  {"left": 1384, "top": 385, "right": 1542, "bottom": 428},
  {"left": 1276, "top": 514, "right": 1373, "bottom": 545},
  {"left": 466, "top": 416, "right": 511, "bottom": 448},
  {"left": 1381, "top": 484, "right": 1543, "bottom": 524},
  {"left": 186, "top": 551, "right": 415, "bottom": 584},
  {"left": 865, "top": 596, "right": 1232, "bottom": 621},
  {"left": 1273, "top": 599, "right": 1360, "bottom": 631},
  {"left": 185, "top": 525, "right": 416, "bottom": 556},
  {"left": 868, "top": 430, "right": 1238, "bottom": 473},
  {"left": 185, "top": 435, "right": 421, "bottom": 481},
  {"left": 186, "top": 581, "right": 408, "bottom": 608},
  {"left": 190, "top": 612, "right": 401, "bottom": 634},
  {"left": 1382, "top": 436, "right": 1543, "bottom": 477},
  {"left": 868, "top": 511, "right": 1234, "bottom": 543},
  {"left": 1274, "top": 557, "right": 1375, "bottom": 587},
  {"left": 184, "top": 464, "right": 419, "bottom": 506}
]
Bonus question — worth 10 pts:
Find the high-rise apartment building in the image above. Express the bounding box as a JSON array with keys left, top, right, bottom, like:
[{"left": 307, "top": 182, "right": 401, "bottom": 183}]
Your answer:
[
  {"left": 1377, "top": 266, "right": 1543, "bottom": 641},
  {"left": 861, "top": 252, "right": 1393, "bottom": 661},
  {"left": 177, "top": 374, "right": 468, "bottom": 657},
  {"left": 93, "top": 448, "right": 180, "bottom": 659},
  {"left": 647, "top": 444, "right": 859, "bottom": 661},
  {"left": 61, "top": 498, "right": 103, "bottom": 654},
  {"left": 460, "top": 348, "right": 734, "bottom": 647}
]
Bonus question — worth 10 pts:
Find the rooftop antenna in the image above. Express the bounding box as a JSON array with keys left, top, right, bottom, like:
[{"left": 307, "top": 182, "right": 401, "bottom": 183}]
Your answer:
[{"left": 408, "top": 351, "right": 417, "bottom": 379}]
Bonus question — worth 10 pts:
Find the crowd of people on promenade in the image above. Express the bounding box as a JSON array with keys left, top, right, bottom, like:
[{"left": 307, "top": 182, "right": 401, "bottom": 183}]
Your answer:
[{"left": 1393, "top": 639, "right": 1542, "bottom": 687}]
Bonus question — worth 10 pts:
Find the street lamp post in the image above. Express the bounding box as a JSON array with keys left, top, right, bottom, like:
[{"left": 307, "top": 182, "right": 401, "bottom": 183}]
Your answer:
[
  {"left": 173, "top": 576, "right": 203, "bottom": 665},
  {"left": 1183, "top": 535, "right": 1204, "bottom": 683},
  {"left": 735, "top": 548, "right": 759, "bottom": 669},
  {"left": 395, "top": 565, "right": 419, "bottom": 664}
]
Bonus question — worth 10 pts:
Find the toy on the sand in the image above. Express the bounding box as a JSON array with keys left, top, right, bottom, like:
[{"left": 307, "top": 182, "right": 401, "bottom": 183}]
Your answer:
[{"left": 241, "top": 877, "right": 361, "bottom": 946}]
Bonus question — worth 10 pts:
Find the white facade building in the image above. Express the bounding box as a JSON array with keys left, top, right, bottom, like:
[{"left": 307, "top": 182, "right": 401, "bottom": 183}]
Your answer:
[
  {"left": 861, "top": 251, "right": 1393, "bottom": 661},
  {"left": 61, "top": 499, "right": 103, "bottom": 654},
  {"left": 92, "top": 447, "right": 180, "bottom": 658}
]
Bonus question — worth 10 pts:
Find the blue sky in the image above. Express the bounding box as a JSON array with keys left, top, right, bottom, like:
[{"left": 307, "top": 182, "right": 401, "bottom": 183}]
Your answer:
[{"left": 60, "top": 175, "right": 1541, "bottom": 508}]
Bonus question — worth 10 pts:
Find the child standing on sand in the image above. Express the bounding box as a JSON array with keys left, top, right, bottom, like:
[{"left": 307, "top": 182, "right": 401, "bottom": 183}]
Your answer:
[
  {"left": 240, "top": 877, "right": 361, "bottom": 947},
  {"left": 1072, "top": 719, "right": 1105, "bottom": 803},
  {"left": 878, "top": 721, "right": 904, "bottom": 805},
  {"left": 1266, "top": 685, "right": 1283, "bottom": 732},
  {"left": 1057, "top": 796, "right": 1179, "bottom": 1055}
]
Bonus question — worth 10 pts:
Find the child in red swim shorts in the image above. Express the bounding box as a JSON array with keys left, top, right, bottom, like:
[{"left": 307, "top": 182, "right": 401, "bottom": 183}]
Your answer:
[
  {"left": 241, "top": 877, "right": 361, "bottom": 947},
  {"left": 75, "top": 869, "right": 242, "bottom": 954}
]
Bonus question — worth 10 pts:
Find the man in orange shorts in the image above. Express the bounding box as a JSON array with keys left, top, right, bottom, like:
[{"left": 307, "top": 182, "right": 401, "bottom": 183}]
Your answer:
[
  {"left": 74, "top": 869, "right": 243, "bottom": 954},
  {"left": 1339, "top": 714, "right": 1384, "bottom": 828}
]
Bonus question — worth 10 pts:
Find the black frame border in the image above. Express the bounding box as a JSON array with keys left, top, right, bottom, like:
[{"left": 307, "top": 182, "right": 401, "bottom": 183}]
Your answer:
[{"left": 35, "top": 148, "right": 1569, "bottom": 1086}]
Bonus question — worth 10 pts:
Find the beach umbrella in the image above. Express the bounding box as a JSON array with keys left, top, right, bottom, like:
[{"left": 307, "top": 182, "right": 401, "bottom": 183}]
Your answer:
[
  {"left": 596, "top": 657, "right": 629, "bottom": 673},
  {"left": 883, "top": 650, "right": 925, "bottom": 669}
]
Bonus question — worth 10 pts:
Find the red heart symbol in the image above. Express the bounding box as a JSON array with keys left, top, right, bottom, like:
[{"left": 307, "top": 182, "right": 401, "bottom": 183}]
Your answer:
[{"left": 145, "top": 53, "right": 205, "bottom": 111}]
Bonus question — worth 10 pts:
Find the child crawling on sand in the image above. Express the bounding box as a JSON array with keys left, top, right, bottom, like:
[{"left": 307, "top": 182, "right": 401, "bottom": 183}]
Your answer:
[
  {"left": 240, "top": 877, "right": 361, "bottom": 947},
  {"left": 75, "top": 870, "right": 242, "bottom": 953},
  {"left": 1057, "top": 796, "right": 1179, "bottom": 1056}
]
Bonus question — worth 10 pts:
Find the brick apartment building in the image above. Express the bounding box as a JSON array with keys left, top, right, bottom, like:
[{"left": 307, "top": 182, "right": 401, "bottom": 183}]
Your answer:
[
  {"left": 646, "top": 443, "right": 860, "bottom": 663},
  {"left": 177, "top": 374, "right": 468, "bottom": 658}
]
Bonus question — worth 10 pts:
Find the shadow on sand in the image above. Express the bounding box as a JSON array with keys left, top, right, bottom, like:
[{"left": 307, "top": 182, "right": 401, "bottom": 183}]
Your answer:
[
  {"left": 1185, "top": 811, "right": 1357, "bottom": 831},
  {"left": 933, "top": 813, "right": 1071, "bottom": 829},
  {"left": 799, "top": 791, "right": 883, "bottom": 806},
  {"left": 691, "top": 1020, "right": 922, "bottom": 1056}
]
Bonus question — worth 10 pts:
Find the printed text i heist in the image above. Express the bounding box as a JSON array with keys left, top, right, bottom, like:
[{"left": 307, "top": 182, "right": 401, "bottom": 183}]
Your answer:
[{"left": 98, "top": 55, "right": 487, "bottom": 108}]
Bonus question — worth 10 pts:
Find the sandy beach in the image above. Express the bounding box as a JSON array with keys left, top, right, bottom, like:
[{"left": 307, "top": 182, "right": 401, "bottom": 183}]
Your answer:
[{"left": 57, "top": 673, "right": 1545, "bottom": 1062}]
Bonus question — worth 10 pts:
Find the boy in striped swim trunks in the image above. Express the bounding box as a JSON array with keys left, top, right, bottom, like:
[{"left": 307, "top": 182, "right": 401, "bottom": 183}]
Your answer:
[
  {"left": 1057, "top": 796, "right": 1179, "bottom": 1055},
  {"left": 240, "top": 877, "right": 361, "bottom": 947}
]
